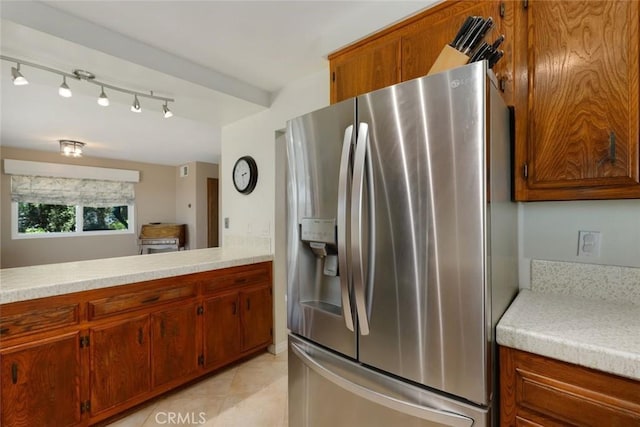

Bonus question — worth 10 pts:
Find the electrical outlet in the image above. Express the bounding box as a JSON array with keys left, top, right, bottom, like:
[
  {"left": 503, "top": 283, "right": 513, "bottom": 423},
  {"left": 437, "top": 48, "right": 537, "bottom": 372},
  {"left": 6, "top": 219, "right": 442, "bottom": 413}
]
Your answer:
[{"left": 577, "top": 231, "right": 601, "bottom": 257}]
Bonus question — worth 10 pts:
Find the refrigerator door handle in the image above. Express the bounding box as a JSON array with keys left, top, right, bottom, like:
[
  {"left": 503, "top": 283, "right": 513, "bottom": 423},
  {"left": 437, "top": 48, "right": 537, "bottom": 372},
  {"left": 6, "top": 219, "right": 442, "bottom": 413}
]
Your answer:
[
  {"left": 337, "top": 124, "right": 355, "bottom": 332},
  {"left": 290, "top": 342, "right": 474, "bottom": 427},
  {"left": 351, "top": 122, "right": 372, "bottom": 335}
]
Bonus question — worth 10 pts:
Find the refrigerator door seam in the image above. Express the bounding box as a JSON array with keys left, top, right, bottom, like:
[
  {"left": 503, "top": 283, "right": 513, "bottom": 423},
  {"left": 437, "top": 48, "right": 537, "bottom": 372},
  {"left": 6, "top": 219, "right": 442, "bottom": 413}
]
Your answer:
[{"left": 291, "top": 342, "right": 474, "bottom": 427}]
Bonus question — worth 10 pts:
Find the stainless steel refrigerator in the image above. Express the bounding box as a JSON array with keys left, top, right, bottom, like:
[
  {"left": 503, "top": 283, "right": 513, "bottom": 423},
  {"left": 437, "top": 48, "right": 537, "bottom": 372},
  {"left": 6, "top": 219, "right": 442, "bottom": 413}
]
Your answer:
[{"left": 285, "top": 61, "right": 518, "bottom": 427}]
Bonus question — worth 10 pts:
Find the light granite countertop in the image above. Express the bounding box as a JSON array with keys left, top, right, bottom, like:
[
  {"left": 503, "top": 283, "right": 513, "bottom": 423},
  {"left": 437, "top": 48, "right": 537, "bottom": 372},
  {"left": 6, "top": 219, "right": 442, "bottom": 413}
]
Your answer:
[
  {"left": 497, "top": 260, "right": 640, "bottom": 381},
  {"left": 0, "top": 246, "right": 273, "bottom": 305}
]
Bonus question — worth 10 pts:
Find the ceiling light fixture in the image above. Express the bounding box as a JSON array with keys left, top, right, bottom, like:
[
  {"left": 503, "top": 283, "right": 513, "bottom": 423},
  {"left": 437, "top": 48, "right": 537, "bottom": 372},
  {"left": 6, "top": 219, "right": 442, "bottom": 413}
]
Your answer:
[
  {"left": 11, "top": 63, "right": 29, "bottom": 86},
  {"left": 59, "top": 139, "right": 85, "bottom": 157},
  {"left": 131, "top": 94, "right": 141, "bottom": 113},
  {"left": 162, "top": 101, "right": 173, "bottom": 118},
  {"left": 98, "top": 86, "right": 109, "bottom": 106},
  {"left": 1, "top": 55, "right": 175, "bottom": 118},
  {"left": 58, "top": 76, "right": 72, "bottom": 98}
]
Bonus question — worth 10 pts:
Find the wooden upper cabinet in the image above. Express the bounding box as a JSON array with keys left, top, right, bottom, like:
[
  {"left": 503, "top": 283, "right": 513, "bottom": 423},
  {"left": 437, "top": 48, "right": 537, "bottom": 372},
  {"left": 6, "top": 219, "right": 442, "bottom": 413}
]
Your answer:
[
  {"left": 329, "top": 36, "right": 401, "bottom": 103},
  {"left": 515, "top": 0, "right": 640, "bottom": 200}
]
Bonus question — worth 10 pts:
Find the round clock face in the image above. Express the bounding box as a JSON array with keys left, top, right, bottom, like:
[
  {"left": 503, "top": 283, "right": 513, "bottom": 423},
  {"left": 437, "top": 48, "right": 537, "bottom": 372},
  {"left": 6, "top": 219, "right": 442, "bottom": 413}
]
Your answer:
[{"left": 232, "top": 156, "right": 258, "bottom": 194}]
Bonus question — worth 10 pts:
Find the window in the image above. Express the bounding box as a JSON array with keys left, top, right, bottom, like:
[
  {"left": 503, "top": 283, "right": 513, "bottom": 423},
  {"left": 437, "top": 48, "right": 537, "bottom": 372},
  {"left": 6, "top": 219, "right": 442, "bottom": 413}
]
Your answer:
[
  {"left": 14, "top": 202, "right": 134, "bottom": 238},
  {"left": 6, "top": 159, "right": 139, "bottom": 240}
]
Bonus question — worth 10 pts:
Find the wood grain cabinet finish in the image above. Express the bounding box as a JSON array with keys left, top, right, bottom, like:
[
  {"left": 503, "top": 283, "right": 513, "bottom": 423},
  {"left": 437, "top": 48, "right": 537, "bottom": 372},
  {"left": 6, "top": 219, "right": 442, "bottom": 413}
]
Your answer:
[
  {"left": 151, "top": 303, "right": 200, "bottom": 388},
  {"left": 513, "top": 0, "right": 640, "bottom": 200},
  {"left": 203, "top": 291, "right": 242, "bottom": 369},
  {"left": 0, "top": 261, "right": 273, "bottom": 427},
  {"left": 89, "top": 315, "right": 151, "bottom": 416},
  {"left": 329, "top": 1, "right": 514, "bottom": 105},
  {"left": 500, "top": 346, "right": 640, "bottom": 426},
  {"left": 0, "top": 332, "right": 82, "bottom": 427}
]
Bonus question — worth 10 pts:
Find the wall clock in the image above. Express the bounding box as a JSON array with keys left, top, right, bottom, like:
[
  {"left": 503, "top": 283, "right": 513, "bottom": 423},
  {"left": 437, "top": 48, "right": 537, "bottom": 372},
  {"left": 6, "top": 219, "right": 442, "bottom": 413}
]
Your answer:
[{"left": 232, "top": 155, "right": 258, "bottom": 194}]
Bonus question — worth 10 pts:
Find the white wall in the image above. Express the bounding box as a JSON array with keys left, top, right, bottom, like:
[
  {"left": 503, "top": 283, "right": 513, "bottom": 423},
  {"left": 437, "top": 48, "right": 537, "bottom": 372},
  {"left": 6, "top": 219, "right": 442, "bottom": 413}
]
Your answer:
[
  {"left": 519, "top": 200, "right": 640, "bottom": 287},
  {"left": 221, "top": 67, "right": 329, "bottom": 353}
]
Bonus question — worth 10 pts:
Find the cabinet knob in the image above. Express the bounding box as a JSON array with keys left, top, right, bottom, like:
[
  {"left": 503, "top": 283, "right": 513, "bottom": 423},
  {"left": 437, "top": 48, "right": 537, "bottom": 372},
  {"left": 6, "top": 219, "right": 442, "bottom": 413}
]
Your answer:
[{"left": 138, "top": 327, "right": 144, "bottom": 345}]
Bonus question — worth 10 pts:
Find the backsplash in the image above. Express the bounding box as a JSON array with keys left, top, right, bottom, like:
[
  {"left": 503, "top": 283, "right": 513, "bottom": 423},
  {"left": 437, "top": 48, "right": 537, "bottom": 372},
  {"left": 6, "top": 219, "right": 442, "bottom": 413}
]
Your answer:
[
  {"left": 224, "top": 234, "right": 272, "bottom": 253},
  {"left": 531, "top": 260, "right": 640, "bottom": 306}
]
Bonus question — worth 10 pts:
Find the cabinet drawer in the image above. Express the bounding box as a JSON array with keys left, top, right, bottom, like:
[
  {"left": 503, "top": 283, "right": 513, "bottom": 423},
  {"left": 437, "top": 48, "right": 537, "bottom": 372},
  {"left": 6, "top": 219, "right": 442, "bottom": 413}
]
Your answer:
[
  {"left": 88, "top": 284, "right": 196, "bottom": 320},
  {"left": 0, "top": 303, "right": 79, "bottom": 340},
  {"left": 506, "top": 347, "right": 640, "bottom": 426},
  {"left": 203, "top": 263, "right": 270, "bottom": 294}
]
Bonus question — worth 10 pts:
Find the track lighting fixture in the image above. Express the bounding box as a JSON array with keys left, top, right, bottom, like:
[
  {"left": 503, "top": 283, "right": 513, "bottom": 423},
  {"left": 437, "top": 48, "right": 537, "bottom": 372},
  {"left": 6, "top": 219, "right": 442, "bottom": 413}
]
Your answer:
[
  {"left": 131, "top": 94, "right": 141, "bottom": 113},
  {"left": 162, "top": 101, "right": 173, "bottom": 118},
  {"left": 58, "top": 76, "right": 72, "bottom": 98},
  {"left": 98, "top": 86, "right": 109, "bottom": 106},
  {"left": 11, "top": 63, "right": 28, "bottom": 86},
  {"left": 2, "top": 55, "right": 175, "bottom": 118}
]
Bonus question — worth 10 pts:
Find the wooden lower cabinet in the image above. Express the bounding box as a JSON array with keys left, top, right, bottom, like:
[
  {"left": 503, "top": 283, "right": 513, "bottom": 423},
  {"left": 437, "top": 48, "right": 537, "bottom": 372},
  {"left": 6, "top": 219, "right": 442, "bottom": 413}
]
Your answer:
[
  {"left": 89, "top": 315, "right": 151, "bottom": 416},
  {"left": 0, "top": 261, "right": 273, "bottom": 427},
  {"left": 203, "top": 291, "right": 241, "bottom": 368},
  {"left": 500, "top": 346, "right": 640, "bottom": 426},
  {"left": 0, "top": 332, "right": 82, "bottom": 427},
  {"left": 151, "top": 303, "right": 200, "bottom": 388}
]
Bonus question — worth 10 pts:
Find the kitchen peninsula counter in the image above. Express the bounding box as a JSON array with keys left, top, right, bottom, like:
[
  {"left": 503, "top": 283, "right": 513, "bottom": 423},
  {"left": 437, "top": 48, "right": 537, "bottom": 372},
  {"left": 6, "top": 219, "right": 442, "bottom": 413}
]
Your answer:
[{"left": 0, "top": 246, "right": 272, "bottom": 304}]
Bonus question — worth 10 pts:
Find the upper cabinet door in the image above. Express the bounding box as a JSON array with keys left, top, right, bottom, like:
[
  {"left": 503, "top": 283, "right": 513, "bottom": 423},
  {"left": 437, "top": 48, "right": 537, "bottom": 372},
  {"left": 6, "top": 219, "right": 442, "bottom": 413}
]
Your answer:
[
  {"left": 515, "top": 0, "right": 640, "bottom": 200},
  {"left": 329, "top": 36, "right": 401, "bottom": 104}
]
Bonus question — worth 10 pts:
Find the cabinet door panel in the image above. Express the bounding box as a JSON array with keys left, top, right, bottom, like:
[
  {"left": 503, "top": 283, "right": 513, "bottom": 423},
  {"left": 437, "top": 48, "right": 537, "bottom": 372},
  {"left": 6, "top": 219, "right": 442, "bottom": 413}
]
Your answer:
[
  {"left": 0, "top": 332, "right": 81, "bottom": 427},
  {"left": 516, "top": 0, "right": 640, "bottom": 199},
  {"left": 151, "top": 304, "right": 199, "bottom": 388},
  {"left": 203, "top": 293, "right": 241, "bottom": 368},
  {"left": 90, "top": 315, "right": 150, "bottom": 415},
  {"left": 241, "top": 285, "right": 272, "bottom": 351},
  {"left": 331, "top": 37, "right": 400, "bottom": 103}
]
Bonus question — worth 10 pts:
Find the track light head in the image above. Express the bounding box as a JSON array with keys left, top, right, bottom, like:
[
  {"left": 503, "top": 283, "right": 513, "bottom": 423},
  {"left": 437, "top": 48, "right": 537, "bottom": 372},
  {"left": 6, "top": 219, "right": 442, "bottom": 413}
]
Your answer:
[
  {"left": 131, "top": 94, "right": 141, "bottom": 112},
  {"left": 162, "top": 102, "right": 173, "bottom": 118},
  {"left": 98, "top": 86, "right": 109, "bottom": 107},
  {"left": 59, "top": 76, "right": 72, "bottom": 98},
  {"left": 11, "top": 64, "right": 28, "bottom": 86}
]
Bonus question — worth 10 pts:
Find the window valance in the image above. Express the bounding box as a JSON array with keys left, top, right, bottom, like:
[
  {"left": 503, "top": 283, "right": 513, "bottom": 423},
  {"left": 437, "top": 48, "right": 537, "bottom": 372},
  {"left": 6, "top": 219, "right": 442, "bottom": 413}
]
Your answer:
[{"left": 11, "top": 175, "right": 135, "bottom": 207}]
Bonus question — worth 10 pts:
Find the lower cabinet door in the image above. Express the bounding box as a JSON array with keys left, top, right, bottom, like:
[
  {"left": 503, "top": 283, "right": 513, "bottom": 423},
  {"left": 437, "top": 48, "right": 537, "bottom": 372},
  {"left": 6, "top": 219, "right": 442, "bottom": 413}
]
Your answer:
[
  {"left": 151, "top": 303, "right": 200, "bottom": 388},
  {"left": 203, "top": 292, "right": 241, "bottom": 368},
  {"left": 0, "top": 332, "right": 82, "bottom": 427},
  {"left": 241, "top": 285, "right": 272, "bottom": 351},
  {"left": 90, "top": 315, "right": 150, "bottom": 415}
]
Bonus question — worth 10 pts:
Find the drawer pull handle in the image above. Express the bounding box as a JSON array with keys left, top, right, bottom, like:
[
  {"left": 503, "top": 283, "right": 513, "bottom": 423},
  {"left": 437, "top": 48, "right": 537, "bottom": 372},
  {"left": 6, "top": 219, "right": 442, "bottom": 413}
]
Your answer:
[
  {"left": 138, "top": 328, "right": 144, "bottom": 345},
  {"left": 11, "top": 363, "right": 18, "bottom": 384},
  {"left": 247, "top": 298, "right": 251, "bottom": 310},
  {"left": 0, "top": 328, "right": 9, "bottom": 336},
  {"left": 160, "top": 319, "right": 165, "bottom": 338},
  {"left": 232, "top": 302, "right": 237, "bottom": 315},
  {"left": 142, "top": 296, "right": 160, "bottom": 304},
  {"left": 235, "top": 278, "right": 248, "bottom": 284}
]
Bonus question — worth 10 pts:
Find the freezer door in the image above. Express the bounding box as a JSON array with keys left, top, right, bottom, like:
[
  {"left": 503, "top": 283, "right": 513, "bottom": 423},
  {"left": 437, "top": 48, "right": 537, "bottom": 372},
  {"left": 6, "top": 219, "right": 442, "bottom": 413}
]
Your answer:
[
  {"left": 289, "top": 334, "right": 489, "bottom": 427},
  {"left": 286, "top": 99, "right": 357, "bottom": 358},
  {"left": 356, "top": 62, "right": 492, "bottom": 405}
]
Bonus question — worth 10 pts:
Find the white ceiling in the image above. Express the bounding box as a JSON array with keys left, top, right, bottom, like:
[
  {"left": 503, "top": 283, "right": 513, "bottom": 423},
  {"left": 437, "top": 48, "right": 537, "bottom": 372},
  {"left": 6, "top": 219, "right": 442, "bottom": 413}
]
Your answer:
[{"left": 1, "top": 0, "right": 437, "bottom": 166}]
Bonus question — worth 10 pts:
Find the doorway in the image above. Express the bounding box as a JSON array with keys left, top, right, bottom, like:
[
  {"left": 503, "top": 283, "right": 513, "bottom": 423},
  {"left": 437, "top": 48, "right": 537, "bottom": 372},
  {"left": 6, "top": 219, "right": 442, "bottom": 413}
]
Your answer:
[{"left": 207, "top": 178, "right": 219, "bottom": 247}]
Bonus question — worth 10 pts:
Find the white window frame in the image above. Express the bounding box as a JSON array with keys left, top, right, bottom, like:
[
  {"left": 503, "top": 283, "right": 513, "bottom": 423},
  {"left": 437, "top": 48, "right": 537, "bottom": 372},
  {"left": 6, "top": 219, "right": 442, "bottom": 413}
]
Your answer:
[{"left": 11, "top": 202, "right": 135, "bottom": 240}]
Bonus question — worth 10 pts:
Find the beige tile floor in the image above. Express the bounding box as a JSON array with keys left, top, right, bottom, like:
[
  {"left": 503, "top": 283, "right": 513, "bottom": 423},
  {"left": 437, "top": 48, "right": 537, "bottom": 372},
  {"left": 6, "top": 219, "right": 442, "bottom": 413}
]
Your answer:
[{"left": 106, "top": 351, "right": 288, "bottom": 427}]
